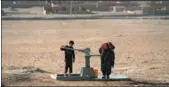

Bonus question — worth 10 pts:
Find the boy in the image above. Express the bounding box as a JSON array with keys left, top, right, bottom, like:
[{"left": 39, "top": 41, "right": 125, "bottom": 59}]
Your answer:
[{"left": 60, "top": 40, "right": 75, "bottom": 76}]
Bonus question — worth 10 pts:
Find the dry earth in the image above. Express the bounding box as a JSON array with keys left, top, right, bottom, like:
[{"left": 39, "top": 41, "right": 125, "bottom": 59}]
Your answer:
[{"left": 2, "top": 19, "right": 169, "bottom": 86}]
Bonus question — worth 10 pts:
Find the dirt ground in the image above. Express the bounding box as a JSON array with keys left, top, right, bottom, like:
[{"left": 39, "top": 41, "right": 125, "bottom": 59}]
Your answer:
[{"left": 2, "top": 19, "right": 169, "bottom": 86}]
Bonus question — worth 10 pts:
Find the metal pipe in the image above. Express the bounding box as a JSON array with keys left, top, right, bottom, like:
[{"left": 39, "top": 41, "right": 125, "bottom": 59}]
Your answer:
[
  {"left": 61, "top": 47, "right": 101, "bottom": 68},
  {"left": 90, "top": 54, "right": 101, "bottom": 56}
]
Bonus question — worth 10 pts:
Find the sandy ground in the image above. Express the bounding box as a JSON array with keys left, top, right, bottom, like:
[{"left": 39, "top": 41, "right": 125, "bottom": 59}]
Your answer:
[{"left": 2, "top": 19, "right": 169, "bottom": 86}]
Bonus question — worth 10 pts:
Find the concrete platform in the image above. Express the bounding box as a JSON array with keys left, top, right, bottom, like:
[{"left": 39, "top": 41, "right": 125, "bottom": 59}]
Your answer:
[{"left": 51, "top": 74, "right": 130, "bottom": 81}]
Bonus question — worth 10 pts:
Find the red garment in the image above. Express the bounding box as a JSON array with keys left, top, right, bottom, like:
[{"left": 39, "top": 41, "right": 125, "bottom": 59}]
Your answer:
[
  {"left": 100, "top": 42, "right": 115, "bottom": 53},
  {"left": 101, "top": 43, "right": 108, "bottom": 53}
]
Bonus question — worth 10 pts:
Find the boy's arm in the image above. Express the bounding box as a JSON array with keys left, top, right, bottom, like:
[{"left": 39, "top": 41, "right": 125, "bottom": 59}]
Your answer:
[
  {"left": 60, "top": 45, "right": 68, "bottom": 51},
  {"left": 72, "top": 48, "right": 75, "bottom": 62},
  {"left": 72, "top": 50, "right": 75, "bottom": 59},
  {"left": 60, "top": 46, "right": 65, "bottom": 51}
]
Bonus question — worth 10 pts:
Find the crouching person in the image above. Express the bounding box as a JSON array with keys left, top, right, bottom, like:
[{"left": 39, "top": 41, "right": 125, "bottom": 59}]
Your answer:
[
  {"left": 99, "top": 42, "right": 115, "bottom": 79},
  {"left": 60, "top": 40, "right": 75, "bottom": 76}
]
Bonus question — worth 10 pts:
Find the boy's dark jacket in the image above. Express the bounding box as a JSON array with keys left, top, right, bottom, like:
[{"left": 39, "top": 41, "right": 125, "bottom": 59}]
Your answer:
[{"left": 60, "top": 45, "right": 75, "bottom": 63}]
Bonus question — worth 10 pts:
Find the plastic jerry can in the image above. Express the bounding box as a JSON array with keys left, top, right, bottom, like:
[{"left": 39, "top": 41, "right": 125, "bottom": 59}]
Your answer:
[{"left": 94, "top": 69, "right": 98, "bottom": 78}]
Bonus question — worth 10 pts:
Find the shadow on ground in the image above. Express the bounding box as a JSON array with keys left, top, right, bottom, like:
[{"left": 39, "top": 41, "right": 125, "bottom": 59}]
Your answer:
[{"left": 129, "top": 80, "right": 169, "bottom": 86}]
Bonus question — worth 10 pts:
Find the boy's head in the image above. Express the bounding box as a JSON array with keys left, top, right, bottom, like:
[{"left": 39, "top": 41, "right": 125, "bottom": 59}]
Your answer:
[{"left": 69, "top": 40, "right": 74, "bottom": 46}]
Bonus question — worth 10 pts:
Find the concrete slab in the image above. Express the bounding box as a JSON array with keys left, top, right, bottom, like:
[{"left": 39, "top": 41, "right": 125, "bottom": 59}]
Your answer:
[{"left": 51, "top": 74, "right": 130, "bottom": 81}]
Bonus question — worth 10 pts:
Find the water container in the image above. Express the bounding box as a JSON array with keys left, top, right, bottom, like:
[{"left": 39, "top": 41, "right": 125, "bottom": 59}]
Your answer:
[{"left": 94, "top": 69, "right": 98, "bottom": 78}]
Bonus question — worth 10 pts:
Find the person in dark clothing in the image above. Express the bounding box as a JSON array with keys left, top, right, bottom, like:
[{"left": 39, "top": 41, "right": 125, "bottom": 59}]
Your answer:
[
  {"left": 60, "top": 40, "right": 75, "bottom": 76},
  {"left": 99, "top": 42, "right": 115, "bottom": 79}
]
